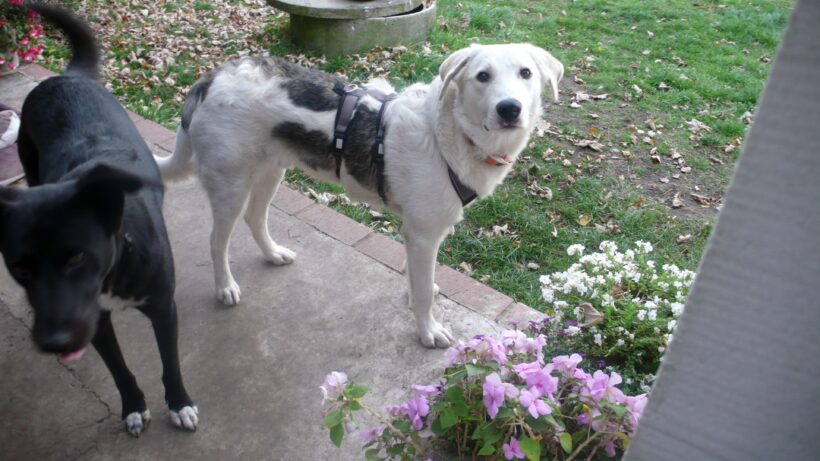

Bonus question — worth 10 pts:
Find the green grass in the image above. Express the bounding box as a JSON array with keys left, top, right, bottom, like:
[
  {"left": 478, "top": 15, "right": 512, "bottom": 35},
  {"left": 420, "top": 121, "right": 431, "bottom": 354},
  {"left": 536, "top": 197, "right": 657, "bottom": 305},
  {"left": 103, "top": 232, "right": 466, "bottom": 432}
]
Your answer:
[{"left": 40, "top": 0, "right": 792, "bottom": 312}]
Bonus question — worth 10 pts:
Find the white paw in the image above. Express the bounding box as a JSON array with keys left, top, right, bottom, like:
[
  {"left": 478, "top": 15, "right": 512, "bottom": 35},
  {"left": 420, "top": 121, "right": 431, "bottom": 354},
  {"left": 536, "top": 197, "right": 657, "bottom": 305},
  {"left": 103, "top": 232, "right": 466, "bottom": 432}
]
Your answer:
[
  {"left": 170, "top": 405, "right": 199, "bottom": 432},
  {"left": 125, "top": 409, "right": 151, "bottom": 437},
  {"left": 418, "top": 318, "right": 454, "bottom": 349},
  {"left": 216, "top": 281, "right": 241, "bottom": 306},
  {"left": 264, "top": 244, "right": 296, "bottom": 265},
  {"left": 433, "top": 283, "right": 440, "bottom": 296}
]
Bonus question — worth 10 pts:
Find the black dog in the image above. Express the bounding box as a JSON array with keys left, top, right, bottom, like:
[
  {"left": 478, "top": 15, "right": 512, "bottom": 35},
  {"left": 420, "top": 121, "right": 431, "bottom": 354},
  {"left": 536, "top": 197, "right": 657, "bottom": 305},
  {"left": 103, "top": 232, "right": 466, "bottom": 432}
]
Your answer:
[{"left": 0, "top": 5, "right": 197, "bottom": 436}]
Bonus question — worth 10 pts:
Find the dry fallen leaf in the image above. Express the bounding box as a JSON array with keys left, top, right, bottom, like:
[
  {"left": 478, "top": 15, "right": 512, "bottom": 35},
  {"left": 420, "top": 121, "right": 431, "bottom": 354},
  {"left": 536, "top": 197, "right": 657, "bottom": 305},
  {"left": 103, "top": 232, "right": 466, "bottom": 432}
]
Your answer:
[
  {"left": 458, "top": 262, "right": 474, "bottom": 275},
  {"left": 671, "top": 192, "right": 684, "bottom": 208},
  {"left": 576, "top": 214, "right": 592, "bottom": 226},
  {"left": 676, "top": 234, "right": 692, "bottom": 244},
  {"left": 526, "top": 262, "right": 540, "bottom": 270},
  {"left": 573, "top": 139, "right": 604, "bottom": 152},
  {"left": 579, "top": 302, "right": 604, "bottom": 327},
  {"left": 691, "top": 193, "right": 710, "bottom": 207}
]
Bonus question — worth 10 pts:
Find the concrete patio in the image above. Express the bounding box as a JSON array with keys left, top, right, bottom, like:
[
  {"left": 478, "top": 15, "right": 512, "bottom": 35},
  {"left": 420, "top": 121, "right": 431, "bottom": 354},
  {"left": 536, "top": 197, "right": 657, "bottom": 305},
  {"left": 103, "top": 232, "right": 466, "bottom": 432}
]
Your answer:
[{"left": 0, "top": 65, "right": 543, "bottom": 460}]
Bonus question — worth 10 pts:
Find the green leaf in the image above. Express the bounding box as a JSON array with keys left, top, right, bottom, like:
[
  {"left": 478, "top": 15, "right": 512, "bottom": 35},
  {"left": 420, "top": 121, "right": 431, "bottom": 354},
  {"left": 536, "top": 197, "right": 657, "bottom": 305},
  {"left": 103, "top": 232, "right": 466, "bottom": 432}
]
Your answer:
[
  {"left": 430, "top": 417, "right": 444, "bottom": 436},
  {"left": 559, "top": 432, "right": 573, "bottom": 454},
  {"left": 347, "top": 400, "right": 363, "bottom": 411},
  {"left": 344, "top": 385, "right": 369, "bottom": 399},
  {"left": 329, "top": 423, "right": 344, "bottom": 448},
  {"left": 478, "top": 442, "right": 496, "bottom": 456},
  {"left": 440, "top": 410, "right": 458, "bottom": 429},
  {"left": 365, "top": 448, "right": 382, "bottom": 461},
  {"left": 465, "top": 364, "right": 484, "bottom": 376},
  {"left": 393, "top": 420, "right": 412, "bottom": 434},
  {"left": 323, "top": 409, "right": 344, "bottom": 428},
  {"left": 386, "top": 443, "right": 405, "bottom": 456},
  {"left": 519, "top": 436, "right": 541, "bottom": 461},
  {"left": 452, "top": 400, "right": 469, "bottom": 417},
  {"left": 615, "top": 431, "right": 631, "bottom": 450},
  {"left": 445, "top": 385, "right": 465, "bottom": 401},
  {"left": 610, "top": 403, "right": 628, "bottom": 418}
]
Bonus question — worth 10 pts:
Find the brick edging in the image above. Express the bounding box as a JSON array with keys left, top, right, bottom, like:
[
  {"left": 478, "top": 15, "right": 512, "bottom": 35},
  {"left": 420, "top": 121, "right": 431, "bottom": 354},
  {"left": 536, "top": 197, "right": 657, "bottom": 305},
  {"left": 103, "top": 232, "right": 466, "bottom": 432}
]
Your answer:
[{"left": 16, "top": 64, "right": 547, "bottom": 328}]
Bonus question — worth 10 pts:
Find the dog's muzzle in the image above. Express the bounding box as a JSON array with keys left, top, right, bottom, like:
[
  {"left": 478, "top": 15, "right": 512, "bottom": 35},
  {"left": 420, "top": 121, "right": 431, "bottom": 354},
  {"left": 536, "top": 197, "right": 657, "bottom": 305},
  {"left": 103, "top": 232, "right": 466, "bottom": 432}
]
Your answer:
[{"left": 496, "top": 98, "right": 522, "bottom": 125}]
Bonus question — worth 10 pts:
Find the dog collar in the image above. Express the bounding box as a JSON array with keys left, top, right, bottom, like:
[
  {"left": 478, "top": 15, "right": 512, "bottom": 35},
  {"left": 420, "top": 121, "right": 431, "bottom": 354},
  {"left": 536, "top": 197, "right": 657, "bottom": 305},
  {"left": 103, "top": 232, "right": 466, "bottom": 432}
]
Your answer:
[
  {"left": 463, "top": 135, "right": 512, "bottom": 167},
  {"left": 448, "top": 167, "right": 478, "bottom": 207}
]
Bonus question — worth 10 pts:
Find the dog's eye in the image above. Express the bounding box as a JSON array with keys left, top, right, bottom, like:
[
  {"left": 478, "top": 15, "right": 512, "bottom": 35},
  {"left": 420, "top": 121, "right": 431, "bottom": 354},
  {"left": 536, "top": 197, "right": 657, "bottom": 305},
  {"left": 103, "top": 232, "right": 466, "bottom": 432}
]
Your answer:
[
  {"left": 476, "top": 71, "right": 491, "bottom": 83},
  {"left": 67, "top": 252, "right": 86, "bottom": 267},
  {"left": 520, "top": 68, "right": 532, "bottom": 79}
]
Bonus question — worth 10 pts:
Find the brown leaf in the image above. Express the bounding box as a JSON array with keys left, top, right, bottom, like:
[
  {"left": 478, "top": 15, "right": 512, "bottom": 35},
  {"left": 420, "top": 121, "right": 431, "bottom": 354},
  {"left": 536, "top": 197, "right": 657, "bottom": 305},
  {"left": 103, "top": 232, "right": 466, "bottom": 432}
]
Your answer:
[
  {"left": 676, "top": 234, "right": 692, "bottom": 244},
  {"left": 526, "top": 262, "right": 541, "bottom": 270},
  {"left": 573, "top": 139, "right": 604, "bottom": 152},
  {"left": 633, "top": 196, "right": 645, "bottom": 206},
  {"left": 671, "top": 192, "right": 684, "bottom": 208},
  {"left": 576, "top": 214, "right": 592, "bottom": 226},
  {"left": 691, "top": 193, "right": 710, "bottom": 207},
  {"left": 579, "top": 302, "right": 604, "bottom": 327}
]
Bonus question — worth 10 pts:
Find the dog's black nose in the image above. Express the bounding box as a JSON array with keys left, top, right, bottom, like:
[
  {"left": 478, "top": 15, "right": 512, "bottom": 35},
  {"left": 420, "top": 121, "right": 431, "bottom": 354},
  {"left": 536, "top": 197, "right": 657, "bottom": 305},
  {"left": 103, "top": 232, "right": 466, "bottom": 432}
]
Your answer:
[
  {"left": 496, "top": 99, "right": 522, "bottom": 123},
  {"left": 36, "top": 330, "right": 76, "bottom": 353}
]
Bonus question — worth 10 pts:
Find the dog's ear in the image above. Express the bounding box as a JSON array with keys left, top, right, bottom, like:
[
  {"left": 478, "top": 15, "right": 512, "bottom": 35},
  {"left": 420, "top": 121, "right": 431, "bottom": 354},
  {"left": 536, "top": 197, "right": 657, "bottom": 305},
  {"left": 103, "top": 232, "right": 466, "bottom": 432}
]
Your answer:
[
  {"left": 438, "top": 45, "right": 479, "bottom": 100},
  {"left": 524, "top": 44, "right": 564, "bottom": 103},
  {"left": 73, "top": 164, "right": 158, "bottom": 235}
]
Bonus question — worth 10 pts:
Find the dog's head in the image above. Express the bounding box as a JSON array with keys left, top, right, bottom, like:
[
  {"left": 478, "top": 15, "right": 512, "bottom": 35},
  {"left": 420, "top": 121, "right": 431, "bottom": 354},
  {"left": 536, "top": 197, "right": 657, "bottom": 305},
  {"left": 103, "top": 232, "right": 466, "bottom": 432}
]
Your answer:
[
  {"left": 0, "top": 164, "right": 148, "bottom": 360},
  {"left": 438, "top": 43, "right": 563, "bottom": 146}
]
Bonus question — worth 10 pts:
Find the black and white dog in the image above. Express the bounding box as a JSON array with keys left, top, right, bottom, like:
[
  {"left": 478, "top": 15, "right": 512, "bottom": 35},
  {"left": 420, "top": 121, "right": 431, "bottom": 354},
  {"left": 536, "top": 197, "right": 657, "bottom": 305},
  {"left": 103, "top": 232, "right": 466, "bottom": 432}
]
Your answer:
[
  {"left": 156, "top": 44, "right": 563, "bottom": 348},
  {"left": 0, "top": 6, "right": 197, "bottom": 436}
]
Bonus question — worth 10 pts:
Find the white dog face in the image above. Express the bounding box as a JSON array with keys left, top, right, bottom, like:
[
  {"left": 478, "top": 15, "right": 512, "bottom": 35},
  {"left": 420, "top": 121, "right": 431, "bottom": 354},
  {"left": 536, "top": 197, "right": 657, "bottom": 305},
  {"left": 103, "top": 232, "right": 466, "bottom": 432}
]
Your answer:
[{"left": 439, "top": 43, "right": 563, "bottom": 135}]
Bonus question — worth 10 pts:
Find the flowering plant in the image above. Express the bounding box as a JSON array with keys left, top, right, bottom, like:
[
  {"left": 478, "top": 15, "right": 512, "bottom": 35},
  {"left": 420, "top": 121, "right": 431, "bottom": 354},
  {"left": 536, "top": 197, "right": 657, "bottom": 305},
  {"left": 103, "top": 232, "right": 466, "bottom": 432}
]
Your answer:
[
  {"left": 1, "top": 0, "right": 45, "bottom": 74},
  {"left": 321, "top": 326, "right": 647, "bottom": 460},
  {"left": 540, "top": 241, "right": 694, "bottom": 393}
]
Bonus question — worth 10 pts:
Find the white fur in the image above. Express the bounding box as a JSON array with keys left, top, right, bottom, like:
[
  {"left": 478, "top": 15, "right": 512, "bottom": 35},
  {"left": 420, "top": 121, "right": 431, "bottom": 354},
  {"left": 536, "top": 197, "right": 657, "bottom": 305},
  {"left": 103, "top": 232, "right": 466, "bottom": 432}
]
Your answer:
[
  {"left": 170, "top": 405, "right": 199, "bottom": 431},
  {"left": 156, "top": 44, "right": 563, "bottom": 348},
  {"left": 125, "top": 409, "right": 151, "bottom": 437},
  {"left": 98, "top": 292, "right": 146, "bottom": 312}
]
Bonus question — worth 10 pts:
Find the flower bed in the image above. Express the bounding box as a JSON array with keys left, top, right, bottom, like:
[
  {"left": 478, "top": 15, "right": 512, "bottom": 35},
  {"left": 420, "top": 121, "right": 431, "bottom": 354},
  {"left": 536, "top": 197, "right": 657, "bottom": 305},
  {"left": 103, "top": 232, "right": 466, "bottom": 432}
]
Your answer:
[
  {"left": 1, "top": 0, "right": 45, "bottom": 75},
  {"left": 321, "top": 326, "right": 647, "bottom": 460},
  {"left": 539, "top": 241, "right": 694, "bottom": 393}
]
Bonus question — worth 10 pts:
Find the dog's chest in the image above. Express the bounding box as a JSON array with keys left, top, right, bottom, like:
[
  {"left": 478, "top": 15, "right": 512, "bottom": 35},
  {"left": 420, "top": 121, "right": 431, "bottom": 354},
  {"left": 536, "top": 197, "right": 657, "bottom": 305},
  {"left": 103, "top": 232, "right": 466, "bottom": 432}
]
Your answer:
[{"left": 98, "top": 292, "right": 147, "bottom": 311}]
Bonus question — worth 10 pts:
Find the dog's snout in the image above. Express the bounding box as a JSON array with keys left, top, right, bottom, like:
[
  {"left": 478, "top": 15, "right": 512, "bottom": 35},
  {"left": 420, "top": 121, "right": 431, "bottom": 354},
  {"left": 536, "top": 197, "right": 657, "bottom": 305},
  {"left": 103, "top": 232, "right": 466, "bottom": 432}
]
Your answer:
[
  {"left": 36, "top": 329, "right": 77, "bottom": 353},
  {"left": 496, "top": 99, "right": 522, "bottom": 122}
]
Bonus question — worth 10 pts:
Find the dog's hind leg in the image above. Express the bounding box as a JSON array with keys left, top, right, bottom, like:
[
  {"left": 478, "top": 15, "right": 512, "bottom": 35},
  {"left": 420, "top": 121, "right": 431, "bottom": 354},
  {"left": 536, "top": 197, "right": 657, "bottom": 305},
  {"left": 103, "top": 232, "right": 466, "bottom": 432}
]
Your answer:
[
  {"left": 91, "top": 312, "right": 150, "bottom": 436},
  {"left": 243, "top": 166, "right": 296, "bottom": 265},
  {"left": 148, "top": 300, "right": 198, "bottom": 431},
  {"left": 202, "top": 170, "right": 252, "bottom": 306},
  {"left": 15, "top": 131, "right": 40, "bottom": 186}
]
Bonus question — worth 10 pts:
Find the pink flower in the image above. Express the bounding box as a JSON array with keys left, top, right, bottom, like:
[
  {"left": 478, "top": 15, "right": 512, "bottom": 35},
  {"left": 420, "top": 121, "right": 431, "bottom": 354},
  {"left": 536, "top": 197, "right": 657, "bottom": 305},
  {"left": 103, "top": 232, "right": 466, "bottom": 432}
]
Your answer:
[
  {"left": 401, "top": 396, "right": 429, "bottom": 430},
  {"left": 551, "top": 353, "right": 583, "bottom": 376},
  {"left": 519, "top": 387, "right": 552, "bottom": 419},
  {"left": 10, "top": 0, "right": 25, "bottom": 6},
  {"left": 320, "top": 371, "right": 348, "bottom": 403},
  {"left": 502, "top": 436, "right": 525, "bottom": 460},
  {"left": 475, "top": 335, "right": 508, "bottom": 365},
  {"left": 20, "top": 37, "right": 29, "bottom": 46},
  {"left": 513, "top": 361, "right": 558, "bottom": 396},
  {"left": 483, "top": 372, "right": 508, "bottom": 419},
  {"left": 582, "top": 370, "right": 626, "bottom": 404},
  {"left": 604, "top": 437, "right": 617, "bottom": 457},
  {"left": 357, "top": 425, "right": 384, "bottom": 444},
  {"left": 625, "top": 394, "right": 648, "bottom": 433},
  {"left": 503, "top": 330, "right": 547, "bottom": 362}
]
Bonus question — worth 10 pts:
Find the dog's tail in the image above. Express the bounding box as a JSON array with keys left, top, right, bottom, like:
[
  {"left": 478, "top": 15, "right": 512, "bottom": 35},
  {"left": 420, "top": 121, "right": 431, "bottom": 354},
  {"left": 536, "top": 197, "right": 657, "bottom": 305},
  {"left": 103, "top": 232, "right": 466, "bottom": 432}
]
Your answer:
[
  {"left": 153, "top": 75, "right": 213, "bottom": 181},
  {"left": 29, "top": 4, "right": 99, "bottom": 79}
]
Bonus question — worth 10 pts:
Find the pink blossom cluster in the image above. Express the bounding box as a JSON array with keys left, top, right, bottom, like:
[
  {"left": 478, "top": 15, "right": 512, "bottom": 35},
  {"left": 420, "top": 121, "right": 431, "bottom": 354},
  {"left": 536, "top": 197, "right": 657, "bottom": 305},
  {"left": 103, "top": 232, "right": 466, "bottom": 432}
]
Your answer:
[{"left": 1, "top": 2, "right": 46, "bottom": 72}]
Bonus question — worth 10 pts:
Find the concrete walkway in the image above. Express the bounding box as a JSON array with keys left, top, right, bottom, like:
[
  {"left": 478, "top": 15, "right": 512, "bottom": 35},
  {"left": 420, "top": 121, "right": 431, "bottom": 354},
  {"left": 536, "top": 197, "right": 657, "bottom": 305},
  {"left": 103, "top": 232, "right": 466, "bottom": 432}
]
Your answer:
[{"left": 0, "top": 65, "right": 544, "bottom": 460}]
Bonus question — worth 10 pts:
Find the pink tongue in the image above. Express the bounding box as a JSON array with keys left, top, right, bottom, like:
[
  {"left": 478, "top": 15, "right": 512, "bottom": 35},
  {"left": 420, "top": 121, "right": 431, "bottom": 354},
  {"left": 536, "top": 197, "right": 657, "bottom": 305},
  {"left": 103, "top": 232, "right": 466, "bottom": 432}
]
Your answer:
[{"left": 58, "top": 347, "right": 87, "bottom": 363}]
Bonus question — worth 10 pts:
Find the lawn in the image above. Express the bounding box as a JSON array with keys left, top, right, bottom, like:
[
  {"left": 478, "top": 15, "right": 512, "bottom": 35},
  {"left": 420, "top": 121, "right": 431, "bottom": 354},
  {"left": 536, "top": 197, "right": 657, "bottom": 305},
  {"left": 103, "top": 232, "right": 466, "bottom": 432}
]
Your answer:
[{"left": 41, "top": 0, "right": 792, "bottom": 311}]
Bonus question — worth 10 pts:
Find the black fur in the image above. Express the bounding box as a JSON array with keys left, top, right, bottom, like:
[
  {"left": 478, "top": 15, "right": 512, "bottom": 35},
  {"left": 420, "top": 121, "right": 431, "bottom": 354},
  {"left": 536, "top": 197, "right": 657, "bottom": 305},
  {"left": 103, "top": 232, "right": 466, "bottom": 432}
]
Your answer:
[
  {"left": 0, "top": 6, "right": 195, "bottom": 431},
  {"left": 272, "top": 122, "right": 336, "bottom": 171},
  {"left": 282, "top": 79, "right": 340, "bottom": 112},
  {"left": 181, "top": 70, "right": 214, "bottom": 130},
  {"left": 341, "top": 104, "right": 382, "bottom": 191}
]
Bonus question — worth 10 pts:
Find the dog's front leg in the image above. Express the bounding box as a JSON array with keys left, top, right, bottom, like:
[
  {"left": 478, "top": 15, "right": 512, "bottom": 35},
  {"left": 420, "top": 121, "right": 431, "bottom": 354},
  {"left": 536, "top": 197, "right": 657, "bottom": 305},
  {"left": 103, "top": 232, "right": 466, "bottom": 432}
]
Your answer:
[
  {"left": 91, "top": 312, "right": 150, "bottom": 436},
  {"left": 147, "top": 300, "right": 198, "bottom": 431},
  {"left": 403, "top": 227, "right": 454, "bottom": 348}
]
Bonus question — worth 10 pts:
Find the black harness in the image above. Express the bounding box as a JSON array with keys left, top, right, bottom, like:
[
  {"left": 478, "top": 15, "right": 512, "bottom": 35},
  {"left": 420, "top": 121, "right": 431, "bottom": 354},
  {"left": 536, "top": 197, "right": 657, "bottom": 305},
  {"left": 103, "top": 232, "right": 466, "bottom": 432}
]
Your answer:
[
  {"left": 332, "top": 82, "right": 396, "bottom": 204},
  {"left": 331, "top": 82, "right": 479, "bottom": 207}
]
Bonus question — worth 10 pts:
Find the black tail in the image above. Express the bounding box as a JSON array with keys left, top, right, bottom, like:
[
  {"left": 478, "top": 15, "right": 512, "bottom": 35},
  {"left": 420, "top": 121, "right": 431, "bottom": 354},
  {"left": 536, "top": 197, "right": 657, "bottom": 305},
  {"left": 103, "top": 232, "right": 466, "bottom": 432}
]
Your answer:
[{"left": 28, "top": 4, "right": 98, "bottom": 79}]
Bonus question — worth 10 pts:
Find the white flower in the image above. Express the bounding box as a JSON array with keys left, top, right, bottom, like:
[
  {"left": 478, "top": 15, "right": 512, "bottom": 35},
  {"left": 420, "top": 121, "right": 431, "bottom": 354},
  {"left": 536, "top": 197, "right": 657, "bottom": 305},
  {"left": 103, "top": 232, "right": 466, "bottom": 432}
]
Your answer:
[
  {"left": 671, "top": 302, "right": 685, "bottom": 317},
  {"left": 602, "top": 293, "right": 614, "bottom": 307},
  {"left": 567, "top": 244, "right": 585, "bottom": 257},
  {"left": 541, "top": 287, "right": 554, "bottom": 303},
  {"left": 666, "top": 333, "right": 674, "bottom": 344},
  {"left": 667, "top": 319, "right": 677, "bottom": 331},
  {"left": 647, "top": 310, "right": 658, "bottom": 321},
  {"left": 553, "top": 300, "right": 568, "bottom": 309},
  {"left": 636, "top": 309, "right": 647, "bottom": 321},
  {"left": 635, "top": 240, "right": 654, "bottom": 254},
  {"left": 647, "top": 260, "right": 656, "bottom": 268},
  {"left": 658, "top": 281, "right": 669, "bottom": 290},
  {"left": 658, "top": 346, "right": 666, "bottom": 353},
  {"left": 645, "top": 300, "right": 658, "bottom": 310},
  {"left": 593, "top": 333, "right": 603, "bottom": 346},
  {"left": 616, "top": 338, "right": 625, "bottom": 347},
  {"left": 599, "top": 240, "right": 618, "bottom": 254},
  {"left": 539, "top": 275, "right": 552, "bottom": 285},
  {"left": 564, "top": 325, "right": 581, "bottom": 336}
]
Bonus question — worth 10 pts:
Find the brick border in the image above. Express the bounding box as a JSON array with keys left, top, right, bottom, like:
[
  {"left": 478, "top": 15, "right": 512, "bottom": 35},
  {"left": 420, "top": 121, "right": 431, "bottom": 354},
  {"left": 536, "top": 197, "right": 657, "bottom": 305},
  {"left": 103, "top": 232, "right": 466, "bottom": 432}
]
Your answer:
[{"left": 11, "top": 63, "right": 547, "bottom": 327}]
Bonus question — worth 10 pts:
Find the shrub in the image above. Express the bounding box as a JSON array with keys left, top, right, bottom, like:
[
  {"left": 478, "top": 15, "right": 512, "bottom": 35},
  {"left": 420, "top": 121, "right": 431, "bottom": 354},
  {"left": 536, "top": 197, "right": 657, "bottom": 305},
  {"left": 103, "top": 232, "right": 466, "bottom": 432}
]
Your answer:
[
  {"left": 321, "top": 326, "right": 647, "bottom": 460},
  {"left": 539, "top": 241, "right": 694, "bottom": 393}
]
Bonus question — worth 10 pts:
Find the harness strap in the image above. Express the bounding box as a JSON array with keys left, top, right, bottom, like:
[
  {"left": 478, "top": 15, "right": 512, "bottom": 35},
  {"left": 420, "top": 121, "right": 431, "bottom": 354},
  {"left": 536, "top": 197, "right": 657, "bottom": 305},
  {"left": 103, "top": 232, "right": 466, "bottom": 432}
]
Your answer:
[
  {"left": 447, "top": 167, "right": 478, "bottom": 207},
  {"left": 373, "top": 94, "right": 397, "bottom": 203}
]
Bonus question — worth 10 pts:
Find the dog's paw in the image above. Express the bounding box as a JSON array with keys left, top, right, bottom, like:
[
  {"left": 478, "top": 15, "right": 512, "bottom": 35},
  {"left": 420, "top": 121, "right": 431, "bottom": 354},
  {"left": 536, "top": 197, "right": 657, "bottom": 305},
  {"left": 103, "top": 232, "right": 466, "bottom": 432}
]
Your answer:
[
  {"left": 124, "top": 409, "right": 151, "bottom": 437},
  {"left": 418, "top": 319, "right": 454, "bottom": 349},
  {"left": 264, "top": 244, "right": 296, "bottom": 266},
  {"left": 216, "top": 281, "right": 241, "bottom": 306},
  {"left": 170, "top": 405, "right": 199, "bottom": 432},
  {"left": 433, "top": 283, "right": 440, "bottom": 296}
]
